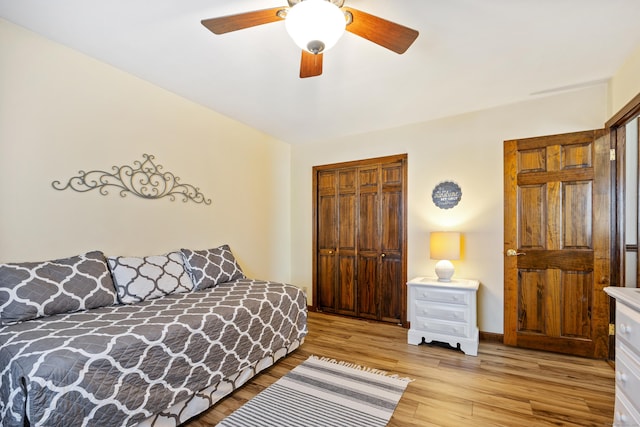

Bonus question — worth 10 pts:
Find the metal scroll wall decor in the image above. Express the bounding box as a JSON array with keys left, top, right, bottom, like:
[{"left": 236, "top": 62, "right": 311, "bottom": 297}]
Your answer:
[{"left": 52, "top": 154, "right": 212, "bottom": 205}]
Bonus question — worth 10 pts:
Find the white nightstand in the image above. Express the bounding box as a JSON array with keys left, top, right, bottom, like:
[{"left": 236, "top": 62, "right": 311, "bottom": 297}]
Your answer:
[{"left": 407, "top": 277, "right": 479, "bottom": 356}]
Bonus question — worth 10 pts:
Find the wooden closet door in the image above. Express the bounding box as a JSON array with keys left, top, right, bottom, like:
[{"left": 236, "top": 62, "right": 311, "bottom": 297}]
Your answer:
[
  {"left": 316, "top": 170, "right": 337, "bottom": 312},
  {"left": 315, "top": 168, "right": 357, "bottom": 316},
  {"left": 313, "top": 154, "right": 407, "bottom": 324},
  {"left": 336, "top": 169, "right": 357, "bottom": 316},
  {"left": 379, "top": 161, "right": 404, "bottom": 324},
  {"left": 357, "top": 165, "right": 380, "bottom": 320}
]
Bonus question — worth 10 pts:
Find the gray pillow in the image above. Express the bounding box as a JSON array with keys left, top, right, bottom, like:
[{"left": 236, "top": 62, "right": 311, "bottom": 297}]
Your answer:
[
  {"left": 107, "top": 252, "right": 194, "bottom": 304},
  {"left": 180, "top": 245, "right": 245, "bottom": 290},
  {"left": 0, "top": 251, "right": 118, "bottom": 325}
]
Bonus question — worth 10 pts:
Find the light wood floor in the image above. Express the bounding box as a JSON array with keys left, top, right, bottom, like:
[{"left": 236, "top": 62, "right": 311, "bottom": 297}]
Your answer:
[{"left": 185, "top": 311, "right": 615, "bottom": 427}]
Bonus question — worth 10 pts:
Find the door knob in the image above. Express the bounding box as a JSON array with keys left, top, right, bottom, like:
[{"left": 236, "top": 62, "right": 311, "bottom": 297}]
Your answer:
[
  {"left": 506, "top": 249, "right": 526, "bottom": 257},
  {"left": 381, "top": 253, "right": 386, "bottom": 258}
]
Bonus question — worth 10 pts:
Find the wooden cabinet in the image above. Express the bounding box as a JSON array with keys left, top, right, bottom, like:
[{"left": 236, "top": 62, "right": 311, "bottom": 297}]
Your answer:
[
  {"left": 604, "top": 287, "right": 640, "bottom": 426},
  {"left": 313, "top": 155, "right": 407, "bottom": 324},
  {"left": 407, "top": 277, "right": 479, "bottom": 356}
]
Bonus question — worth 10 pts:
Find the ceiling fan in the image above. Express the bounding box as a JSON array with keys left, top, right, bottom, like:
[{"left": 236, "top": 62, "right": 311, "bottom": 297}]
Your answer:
[{"left": 201, "top": 0, "right": 419, "bottom": 78}]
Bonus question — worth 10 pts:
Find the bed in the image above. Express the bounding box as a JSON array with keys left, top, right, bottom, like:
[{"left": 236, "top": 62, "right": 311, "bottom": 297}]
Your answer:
[{"left": 0, "top": 249, "right": 307, "bottom": 427}]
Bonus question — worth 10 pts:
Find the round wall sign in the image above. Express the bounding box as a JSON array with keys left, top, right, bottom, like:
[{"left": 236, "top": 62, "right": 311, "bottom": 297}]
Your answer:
[{"left": 432, "top": 181, "right": 462, "bottom": 209}]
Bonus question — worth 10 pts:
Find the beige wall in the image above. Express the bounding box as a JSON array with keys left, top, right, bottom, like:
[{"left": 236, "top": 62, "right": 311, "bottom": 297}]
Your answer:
[
  {"left": 0, "top": 19, "right": 292, "bottom": 282},
  {"left": 610, "top": 43, "right": 640, "bottom": 114},
  {"left": 290, "top": 85, "right": 608, "bottom": 334},
  {"left": 4, "top": 16, "right": 638, "bottom": 335}
]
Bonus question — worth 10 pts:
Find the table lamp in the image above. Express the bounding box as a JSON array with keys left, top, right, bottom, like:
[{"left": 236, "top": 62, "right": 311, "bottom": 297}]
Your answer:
[{"left": 430, "top": 231, "right": 460, "bottom": 282}]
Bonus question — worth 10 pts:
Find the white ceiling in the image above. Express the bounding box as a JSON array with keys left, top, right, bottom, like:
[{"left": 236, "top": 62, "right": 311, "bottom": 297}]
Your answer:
[{"left": 2, "top": 0, "right": 640, "bottom": 144}]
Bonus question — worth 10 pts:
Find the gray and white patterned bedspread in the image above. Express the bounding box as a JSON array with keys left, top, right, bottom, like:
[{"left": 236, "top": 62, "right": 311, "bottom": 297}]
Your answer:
[{"left": 0, "top": 278, "right": 307, "bottom": 427}]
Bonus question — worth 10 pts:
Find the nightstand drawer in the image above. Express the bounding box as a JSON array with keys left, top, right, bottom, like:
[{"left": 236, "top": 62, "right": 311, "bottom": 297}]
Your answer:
[
  {"left": 414, "top": 317, "right": 469, "bottom": 338},
  {"left": 617, "top": 303, "right": 640, "bottom": 353},
  {"left": 413, "top": 288, "right": 469, "bottom": 305},
  {"left": 614, "top": 393, "right": 640, "bottom": 427},
  {"left": 616, "top": 343, "right": 640, "bottom": 409},
  {"left": 414, "top": 301, "right": 468, "bottom": 323}
]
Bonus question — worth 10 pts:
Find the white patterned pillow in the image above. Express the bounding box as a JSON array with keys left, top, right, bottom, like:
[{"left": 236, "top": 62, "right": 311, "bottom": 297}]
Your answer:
[
  {"left": 0, "top": 251, "right": 118, "bottom": 326},
  {"left": 107, "top": 252, "right": 194, "bottom": 304},
  {"left": 180, "top": 245, "right": 245, "bottom": 290}
]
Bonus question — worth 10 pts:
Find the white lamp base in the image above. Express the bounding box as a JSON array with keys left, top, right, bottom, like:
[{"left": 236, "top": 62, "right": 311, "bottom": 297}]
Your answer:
[{"left": 435, "top": 259, "right": 455, "bottom": 282}]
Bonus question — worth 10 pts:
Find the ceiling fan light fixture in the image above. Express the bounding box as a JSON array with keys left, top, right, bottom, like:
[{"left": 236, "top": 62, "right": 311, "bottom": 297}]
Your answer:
[{"left": 285, "top": 0, "right": 346, "bottom": 54}]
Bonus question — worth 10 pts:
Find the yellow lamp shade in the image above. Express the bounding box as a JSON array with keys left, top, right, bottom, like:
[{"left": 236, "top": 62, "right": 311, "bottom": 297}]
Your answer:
[{"left": 430, "top": 232, "right": 461, "bottom": 260}]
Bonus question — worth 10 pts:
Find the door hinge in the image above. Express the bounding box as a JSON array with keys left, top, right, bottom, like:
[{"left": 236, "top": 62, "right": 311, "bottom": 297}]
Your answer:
[
  {"left": 610, "top": 148, "right": 616, "bottom": 161},
  {"left": 609, "top": 323, "right": 615, "bottom": 336}
]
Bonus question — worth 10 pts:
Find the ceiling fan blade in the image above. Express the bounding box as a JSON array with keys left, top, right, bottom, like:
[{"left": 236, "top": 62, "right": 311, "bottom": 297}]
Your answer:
[
  {"left": 343, "top": 7, "right": 419, "bottom": 54},
  {"left": 300, "top": 51, "right": 323, "bottom": 78},
  {"left": 201, "top": 7, "right": 285, "bottom": 35}
]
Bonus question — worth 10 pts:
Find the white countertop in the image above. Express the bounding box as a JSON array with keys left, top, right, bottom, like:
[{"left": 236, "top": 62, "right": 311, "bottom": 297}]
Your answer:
[{"left": 604, "top": 286, "right": 640, "bottom": 312}]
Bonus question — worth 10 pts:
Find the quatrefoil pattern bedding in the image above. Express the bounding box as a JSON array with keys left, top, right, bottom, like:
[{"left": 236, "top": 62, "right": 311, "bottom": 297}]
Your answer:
[
  {"left": 107, "top": 252, "right": 194, "bottom": 304},
  {"left": 0, "top": 251, "right": 118, "bottom": 326},
  {"left": 0, "top": 278, "right": 308, "bottom": 427},
  {"left": 181, "top": 245, "right": 245, "bottom": 290}
]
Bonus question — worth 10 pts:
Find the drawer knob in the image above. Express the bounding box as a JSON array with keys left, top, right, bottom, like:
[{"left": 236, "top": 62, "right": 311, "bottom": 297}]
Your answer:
[
  {"left": 616, "top": 371, "right": 628, "bottom": 383},
  {"left": 620, "top": 323, "right": 632, "bottom": 335},
  {"left": 615, "top": 411, "right": 627, "bottom": 423}
]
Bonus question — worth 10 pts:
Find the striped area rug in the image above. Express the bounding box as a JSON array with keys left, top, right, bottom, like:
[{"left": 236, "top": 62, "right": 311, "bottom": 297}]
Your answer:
[{"left": 217, "top": 355, "right": 412, "bottom": 427}]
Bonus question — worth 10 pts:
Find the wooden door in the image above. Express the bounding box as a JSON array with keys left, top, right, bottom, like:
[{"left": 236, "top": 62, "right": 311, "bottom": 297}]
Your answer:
[
  {"left": 315, "top": 169, "right": 336, "bottom": 313},
  {"left": 356, "top": 161, "right": 405, "bottom": 323},
  {"left": 357, "top": 165, "right": 380, "bottom": 320},
  {"left": 316, "top": 168, "right": 358, "bottom": 317},
  {"left": 379, "top": 161, "right": 404, "bottom": 323},
  {"left": 504, "top": 130, "right": 611, "bottom": 358},
  {"left": 313, "top": 154, "right": 407, "bottom": 325}
]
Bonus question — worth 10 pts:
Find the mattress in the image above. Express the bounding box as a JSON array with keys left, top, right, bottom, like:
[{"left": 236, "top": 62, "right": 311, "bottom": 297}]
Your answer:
[{"left": 0, "top": 279, "right": 307, "bottom": 427}]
